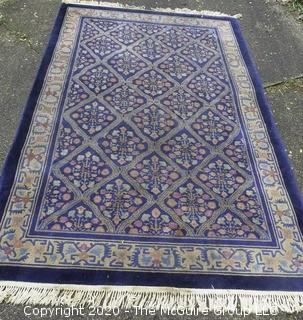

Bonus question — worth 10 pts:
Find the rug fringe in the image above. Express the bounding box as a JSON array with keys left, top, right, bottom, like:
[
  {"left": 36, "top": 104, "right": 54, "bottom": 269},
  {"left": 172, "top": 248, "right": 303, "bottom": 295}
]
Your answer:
[
  {"left": 0, "top": 282, "right": 303, "bottom": 314},
  {"left": 61, "top": 0, "right": 242, "bottom": 19}
]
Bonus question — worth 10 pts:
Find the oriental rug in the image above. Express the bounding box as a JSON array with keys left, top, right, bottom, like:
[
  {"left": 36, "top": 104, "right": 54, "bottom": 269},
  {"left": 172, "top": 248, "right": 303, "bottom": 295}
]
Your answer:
[{"left": 0, "top": 2, "right": 303, "bottom": 314}]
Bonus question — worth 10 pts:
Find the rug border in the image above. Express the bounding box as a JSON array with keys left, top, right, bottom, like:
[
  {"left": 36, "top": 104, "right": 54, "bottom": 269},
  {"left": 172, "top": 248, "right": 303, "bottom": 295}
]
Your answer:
[
  {"left": 230, "top": 18, "right": 303, "bottom": 216},
  {"left": 0, "top": 4, "right": 68, "bottom": 216},
  {"left": 0, "top": 3, "right": 303, "bottom": 292}
]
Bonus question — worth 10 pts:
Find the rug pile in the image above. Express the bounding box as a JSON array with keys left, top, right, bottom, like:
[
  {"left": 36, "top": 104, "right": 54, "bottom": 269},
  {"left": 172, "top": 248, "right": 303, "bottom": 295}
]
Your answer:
[{"left": 0, "top": 1, "right": 302, "bottom": 314}]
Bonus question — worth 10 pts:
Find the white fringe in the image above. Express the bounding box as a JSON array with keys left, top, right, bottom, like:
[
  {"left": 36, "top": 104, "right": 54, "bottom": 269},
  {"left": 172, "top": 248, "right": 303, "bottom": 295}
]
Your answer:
[
  {"left": 0, "top": 281, "right": 303, "bottom": 314},
  {"left": 62, "top": 0, "right": 242, "bottom": 19}
]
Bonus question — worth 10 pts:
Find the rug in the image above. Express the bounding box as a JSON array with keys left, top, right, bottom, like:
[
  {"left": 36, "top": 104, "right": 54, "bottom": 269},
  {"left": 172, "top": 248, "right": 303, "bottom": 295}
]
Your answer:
[{"left": 0, "top": 1, "right": 303, "bottom": 314}]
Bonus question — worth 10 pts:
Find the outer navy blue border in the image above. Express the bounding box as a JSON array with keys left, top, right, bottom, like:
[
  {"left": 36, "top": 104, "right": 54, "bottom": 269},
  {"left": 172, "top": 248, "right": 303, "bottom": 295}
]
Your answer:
[
  {"left": 0, "top": 4, "right": 68, "bottom": 217},
  {"left": 231, "top": 18, "right": 303, "bottom": 217},
  {"left": 0, "top": 3, "right": 303, "bottom": 292}
]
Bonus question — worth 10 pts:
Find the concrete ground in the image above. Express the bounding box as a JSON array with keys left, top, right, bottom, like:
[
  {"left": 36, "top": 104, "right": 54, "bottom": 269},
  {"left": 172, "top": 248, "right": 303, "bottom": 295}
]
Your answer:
[{"left": 0, "top": 0, "right": 302, "bottom": 319}]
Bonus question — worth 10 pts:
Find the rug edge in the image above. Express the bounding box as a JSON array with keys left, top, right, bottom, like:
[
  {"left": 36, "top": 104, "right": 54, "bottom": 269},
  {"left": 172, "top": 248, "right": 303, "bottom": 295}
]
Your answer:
[
  {"left": 0, "top": 4, "right": 68, "bottom": 225},
  {"left": 1, "top": 281, "right": 303, "bottom": 314},
  {"left": 0, "top": 2, "right": 303, "bottom": 313},
  {"left": 229, "top": 18, "right": 303, "bottom": 218}
]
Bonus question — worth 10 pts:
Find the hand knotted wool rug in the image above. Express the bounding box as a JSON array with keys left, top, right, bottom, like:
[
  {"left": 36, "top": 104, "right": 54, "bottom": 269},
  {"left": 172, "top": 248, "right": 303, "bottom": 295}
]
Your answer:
[{"left": 0, "top": 1, "right": 303, "bottom": 314}]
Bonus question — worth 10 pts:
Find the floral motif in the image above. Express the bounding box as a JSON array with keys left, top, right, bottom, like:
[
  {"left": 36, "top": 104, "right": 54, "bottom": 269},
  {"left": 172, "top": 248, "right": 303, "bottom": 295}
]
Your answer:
[
  {"left": 99, "top": 122, "right": 148, "bottom": 166},
  {"left": 234, "top": 187, "right": 267, "bottom": 230},
  {"left": 131, "top": 104, "right": 177, "bottom": 140},
  {"left": 133, "top": 38, "right": 170, "bottom": 62},
  {"left": 134, "top": 23, "right": 165, "bottom": 35},
  {"left": 214, "top": 93, "right": 236, "bottom": 122},
  {"left": 161, "top": 87, "right": 203, "bottom": 120},
  {"left": 191, "top": 109, "right": 234, "bottom": 146},
  {"left": 204, "top": 211, "right": 259, "bottom": 239},
  {"left": 180, "top": 26, "right": 210, "bottom": 39},
  {"left": 200, "top": 31, "right": 219, "bottom": 51},
  {"left": 165, "top": 180, "right": 218, "bottom": 232},
  {"left": 66, "top": 81, "right": 89, "bottom": 110},
  {"left": 158, "top": 54, "right": 196, "bottom": 83},
  {"left": 40, "top": 174, "right": 74, "bottom": 219},
  {"left": 104, "top": 83, "right": 146, "bottom": 114},
  {"left": 81, "top": 21, "right": 99, "bottom": 40},
  {"left": 132, "top": 247, "right": 178, "bottom": 269},
  {"left": 71, "top": 99, "right": 116, "bottom": 136},
  {"left": 79, "top": 64, "right": 118, "bottom": 95},
  {"left": 128, "top": 152, "right": 181, "bottom": 196},
  {"left": 126, "top": 205, "right": 186, "bottom": 236},
  {"left": 60, "top": 147, "right": 112, "bottom": 192},
  {"left": 109, "top": 24, "right": 144, "bottom": 45},
  {"left": 90, "top": 18, "right": 117, "bottom": 31},
  {"left": 188, "top": 72, "right": 225, "bottom": 103},
  {"left": 108, "top": 50, "right": 147, "bottom": 78},
  {"left": 91, "top": 176, "right": 146, "bottom": 227},
  {"left": 73, "top": 46, "right": 96, "bottom": 74},
  {"left": 133, "top": 69, "right": 174, "bottom": 98},
  {"left": 207, "top": 58, "right": 229, "bottom": 83},
  {"left": 156, "top": 28, "right": 190, "bottom": 49},
  {"left": 181, "top": 43, "right": 215, "bottom": 67},
  {"left": 86, "top": 35, "right": 121, "bottom": 59},
  {"left": 224, "top": 135, "right": 251, "bottom": 172},
  {"left": 161, "top": 129, "right": 209, "bottom": 170},
  {"left": 198, "top": 157, "right": 246, "bottom": 198},
  {"left": 54, "top": 120, "right": 83, "bottom": 161},
  {"left": 46, "top": 203, "right": 108, "bottom": 233}
]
